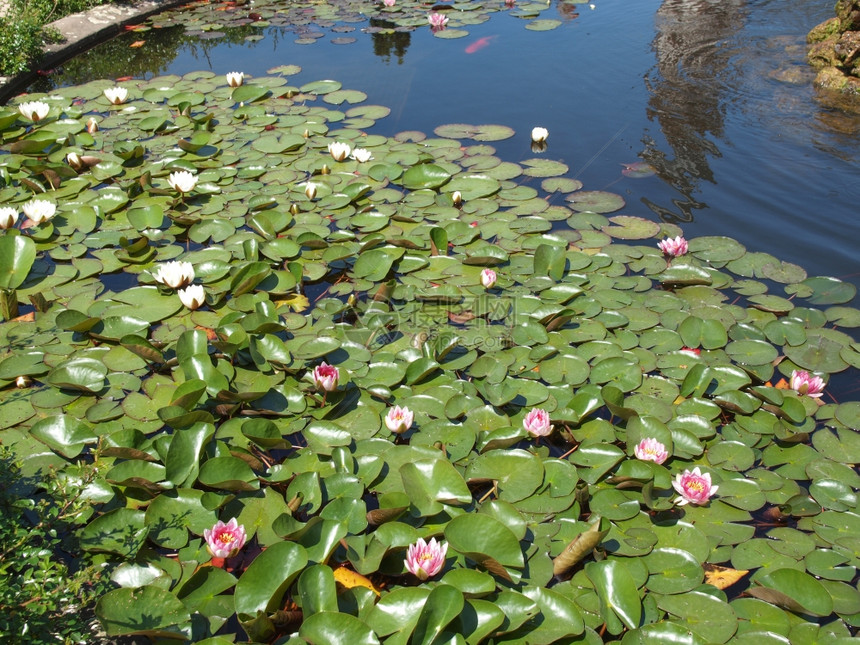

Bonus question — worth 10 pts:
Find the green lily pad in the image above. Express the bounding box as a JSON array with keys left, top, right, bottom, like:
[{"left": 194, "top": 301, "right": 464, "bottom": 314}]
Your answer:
[{"left": 433, "top": 123, "right": 516, "bottom": 142}]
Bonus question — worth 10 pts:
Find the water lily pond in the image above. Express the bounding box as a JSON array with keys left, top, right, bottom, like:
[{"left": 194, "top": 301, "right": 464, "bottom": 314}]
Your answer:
[{"left": 1, "top": 0, "right": 860, "bottom": 643}]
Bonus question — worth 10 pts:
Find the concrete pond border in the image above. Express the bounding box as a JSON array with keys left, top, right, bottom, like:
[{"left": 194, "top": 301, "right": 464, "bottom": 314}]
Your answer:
[{"left": 0, "top": 0, "right": 188, "bottom": 103}]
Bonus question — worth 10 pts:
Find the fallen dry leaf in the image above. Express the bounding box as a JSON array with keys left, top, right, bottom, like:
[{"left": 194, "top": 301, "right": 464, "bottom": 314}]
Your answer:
[
  {"left": 704, "top": 563, "right": 749, "bottom": 589},
  {"left": 130, "top": 40, "right": 146, "bottom": 48},
  {"left": 333, "top": 567, "right": 380, "bottom": 596}
]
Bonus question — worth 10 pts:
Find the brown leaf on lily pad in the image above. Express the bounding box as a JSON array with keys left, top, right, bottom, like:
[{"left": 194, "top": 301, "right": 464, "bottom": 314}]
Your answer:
[
  {"left": 130, "top": 40, "right": 146, "bottom": 48},
  {"left": 552, "top": 517, "right": 610, "bottom": 577},
  {"left": 746, "top": 585, "right": 806, "bottom": 614},
  {"left": 703, "top": 563, "right": 748, "bottom": 590},
  {"left": 195, "top": 325, "right": 218, "bottom": 341},
  {"left": 479, "top": 556, "right": 512, "bottom": 581}
]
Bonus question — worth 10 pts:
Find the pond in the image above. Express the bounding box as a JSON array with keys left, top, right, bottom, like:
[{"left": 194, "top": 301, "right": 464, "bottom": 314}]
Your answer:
[
  {"left": 28, "top": 0, "right": 860, "bottom": 284},
  {"left": 3, "top": 0, "right": 860, "bottom": 642}
]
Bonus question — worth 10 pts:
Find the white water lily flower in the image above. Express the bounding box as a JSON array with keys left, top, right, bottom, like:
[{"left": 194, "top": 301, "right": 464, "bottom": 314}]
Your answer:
[
  {"left": 226, "top": 71, "right": 245, "bottom": 87},
  {"left": 152, "top": 260, "right": 195, "bottom": 289},
  {"left": 18, "top": 101, "right": 49, "bottom": 122},
  {"left": 328, "top": 141, "right": 351, "bottom": 162},
  {"left": 351, "top": 148, "right": 372, "bottom": 163},
  {"left": 22, "top": 199, "right": 56, "bottom": 225},
  {"left": 104, "top": 87, "right": 129, "bottom": 105},
  {"left": 531, "top": 126, "right": 549, "bottom": 143},
  {"left": 0, "top": 207, "right": 18, "bottom": 229},
  {"left": 178, "top": 284, "right": 206, "bottom": 310},
  {"left": 168, "top": 170, "right": 198, "bottom": 194}
]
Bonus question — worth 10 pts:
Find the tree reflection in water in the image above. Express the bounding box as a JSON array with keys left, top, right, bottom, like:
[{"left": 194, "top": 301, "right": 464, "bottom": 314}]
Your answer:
[{"left": 643, "top": 0, "right": 746, "bottom": 224}]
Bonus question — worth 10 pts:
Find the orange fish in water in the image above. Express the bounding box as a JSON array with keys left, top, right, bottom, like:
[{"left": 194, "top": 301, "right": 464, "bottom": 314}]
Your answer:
[{"left": 465, "top": 35, "right": 496, "bottom": 54}]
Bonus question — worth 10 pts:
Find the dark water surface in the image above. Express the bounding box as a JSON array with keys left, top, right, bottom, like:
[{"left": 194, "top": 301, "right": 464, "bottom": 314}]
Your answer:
[{"left": 25, "top": 0, "right": 860, "bottom": 285}]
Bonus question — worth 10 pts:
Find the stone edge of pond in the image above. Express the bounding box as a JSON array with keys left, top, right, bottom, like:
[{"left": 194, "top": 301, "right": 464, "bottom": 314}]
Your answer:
[{"left": 0, "top": 0, "right": 189, "bottom": 103}]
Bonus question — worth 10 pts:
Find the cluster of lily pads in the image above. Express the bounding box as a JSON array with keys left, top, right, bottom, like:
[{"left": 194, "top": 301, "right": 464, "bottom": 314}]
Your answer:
[
  {"left": 1, "top": 61, "right": 860, "bottom": 644},
  {"left": 135, "top": 0, "right": 571, "bottom": 42}
]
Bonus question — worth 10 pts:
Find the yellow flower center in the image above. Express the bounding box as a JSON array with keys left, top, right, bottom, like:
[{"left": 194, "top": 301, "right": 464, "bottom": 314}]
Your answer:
[
  {"left": 218, "top": 534, "right": 235, "bottom": 545},
  {"left": 418, "top": 553, "right": 433, "bottom": 563},
  {"left": 686, "top": 480, "right": 704, "bottom": 493}
]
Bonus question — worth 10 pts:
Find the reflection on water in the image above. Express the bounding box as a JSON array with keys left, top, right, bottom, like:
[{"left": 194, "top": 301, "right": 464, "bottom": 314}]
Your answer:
[
  {"left": 643, "top": 0, "right": 747, "bottom": 223},
  {"left": 369, "top": 19, "right": 412, "bottom": 64},
  {"left": 12, "top": 0, "right": 860, "bottom": 284}
]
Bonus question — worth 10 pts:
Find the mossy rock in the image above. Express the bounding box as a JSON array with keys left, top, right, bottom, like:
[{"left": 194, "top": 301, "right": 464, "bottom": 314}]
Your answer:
[
  {"left": 807, "top": 17, "right": 841, "bottom": 44},
  {"left": 807, "top": 41, "right": 840, "bottom": 68},
  {"left": 836, "top": 0, "right": 860, "bottom": 31},
  {"left": 814, "top": 66, "right": 860, "bottom": 95}
]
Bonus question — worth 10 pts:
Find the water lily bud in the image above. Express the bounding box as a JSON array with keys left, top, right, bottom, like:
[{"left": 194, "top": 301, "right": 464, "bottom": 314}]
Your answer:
[
  {"left": 523, "top": 408, "right": 551, "bottom": 437},
  {"left": 178, "top": 284, "right": 206, "bottom": 310},
  {"left": 86, "top": 117, "right": 99, "bottom": 133},
  {"left": 67, "top": 152, "right": 84, "bottom": 171},
  {"left": 103, "top": 87, "right": 129, "bottom": 105},
  {"left": 531, "top": 126, "right": 549, "bottom": 143},
  {"left": 320, "top": 164, "right": 330, "bottom": 175},
  {"left": 312, "top": 362, "right": 339, "bottom": 392},
  {"left": 328, "top": 141, "right": 351, "bottom": 162},
  {"left": 18, "top": 100, "right": 49, "bottom": 122},
  {"left": 168, "top": 170, "right": 198, "bottom": 194},
  {"left": 0, "top": 207, "right": 18, "bottom": 230},
  {"left": 225, "top": 71, "right": 244, "bottom": 87},
  {"left": 451, "top": 191, "right": 462, "bottom": 207},
  {"left": 290, "top": 202, "right": 300, "bottom": 215},
  {"left": 16, "top": 376, "right": 31, "bottom": 389},
  {"left": 287, "top": 493, "right": 304, "bottom": 512},
  {"left": 480, "top": 268, "right": 497, "bottom": 289},
  {"left": 304, "top": 182, "right": 318, "bottom": 200},
  {"left": 22, "top": 199, "right": 56, "bottom": 225},
  {"left": 303, "top": 129, "right": 310, "bottom": 138}
]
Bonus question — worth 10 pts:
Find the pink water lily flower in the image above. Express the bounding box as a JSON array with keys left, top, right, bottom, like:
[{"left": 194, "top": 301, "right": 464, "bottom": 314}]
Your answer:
[
  {"left": 428, "top": 12, "right": 448, "bottom": 29},
  {"left": 672, "top": 467, "right": 718, "bottom": 506},
  {"left": 658, "top": 236, "right": 688, "bottom": 257},
  {"left": 523, "top": 408, "right": 551, "bottom": 437},
  {"left": 480, "top": 268, "right": 497, "bottom": 289},
  {"left": 204, "top": 518, "right": 246, "bottom": 559},
  {"left": 789, "top": 370, "right": 825, "bottom": 398},
  {"left": 634, "top": 438, "right": 668, "bottom": 465},
  {"left": 385, "top": 405, "right": 414, "bottom": 434},
  {"left": 313, "top": 362, "right": 339, "bottom": 392},
  {"left": 404, "top": 537, "right": 447, "bottom": 580},
  {"left": 383, "top": 0, "right": 395, "bottom": 6}
]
